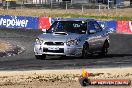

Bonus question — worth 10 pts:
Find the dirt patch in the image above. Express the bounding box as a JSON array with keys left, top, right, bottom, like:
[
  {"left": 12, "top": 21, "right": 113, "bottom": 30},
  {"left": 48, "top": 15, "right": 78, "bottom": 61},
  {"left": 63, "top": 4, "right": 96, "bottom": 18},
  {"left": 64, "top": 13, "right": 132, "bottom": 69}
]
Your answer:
[
  {"left": 0, "top": 40, "right": 24, "bottom": 57},
  {"left": 0, "top": 68, "right": 131, "bottom": 88}
]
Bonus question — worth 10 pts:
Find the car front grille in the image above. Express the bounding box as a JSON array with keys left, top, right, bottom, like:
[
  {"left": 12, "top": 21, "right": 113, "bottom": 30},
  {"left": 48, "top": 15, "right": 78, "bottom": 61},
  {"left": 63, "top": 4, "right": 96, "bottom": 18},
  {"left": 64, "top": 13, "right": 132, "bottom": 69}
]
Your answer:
[
  {"left": 44, "top": 42, "right": 64, "bottom": 45},
  {"left": 43, "top": 48, "right": 64, "bottom": 53}
]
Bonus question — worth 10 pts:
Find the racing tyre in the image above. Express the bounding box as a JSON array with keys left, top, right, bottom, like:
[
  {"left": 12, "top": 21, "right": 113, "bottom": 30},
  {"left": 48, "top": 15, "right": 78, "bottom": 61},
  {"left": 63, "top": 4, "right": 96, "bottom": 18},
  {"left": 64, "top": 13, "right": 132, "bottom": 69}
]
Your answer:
[
  {"left": 82, "top": 43, "right": 89, "bottom": 58},
  {"left": 100, "top": 41, "right": 109, "bottom": 56},
  {"left": 35, "top": 54, "right": 46, "bottom": 60}
]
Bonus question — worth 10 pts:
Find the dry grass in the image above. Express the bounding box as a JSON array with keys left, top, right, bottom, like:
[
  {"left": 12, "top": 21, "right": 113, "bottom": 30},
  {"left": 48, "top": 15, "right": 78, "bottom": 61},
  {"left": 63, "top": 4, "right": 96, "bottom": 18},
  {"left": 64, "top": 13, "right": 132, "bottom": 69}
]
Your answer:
[
  {"left": 0, "top": 41, "right": 11, "bottom": 52},
  {"left": 0, "top": 8, "right": 132, "bottom": 20}
]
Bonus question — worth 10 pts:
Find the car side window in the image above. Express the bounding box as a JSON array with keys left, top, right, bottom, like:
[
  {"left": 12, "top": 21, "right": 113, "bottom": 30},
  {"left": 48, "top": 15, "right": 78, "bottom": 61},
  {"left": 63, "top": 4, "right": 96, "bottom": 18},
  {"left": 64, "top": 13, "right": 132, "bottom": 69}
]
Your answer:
[
  {"left": 88, "top": 21, "right": 102, "bottom": 32},
  {"left": 93, "top": 21, "right": 102, "bottom": 32},
  {"left": 88, "top": 21, "right": 95, "bottom": 30}
]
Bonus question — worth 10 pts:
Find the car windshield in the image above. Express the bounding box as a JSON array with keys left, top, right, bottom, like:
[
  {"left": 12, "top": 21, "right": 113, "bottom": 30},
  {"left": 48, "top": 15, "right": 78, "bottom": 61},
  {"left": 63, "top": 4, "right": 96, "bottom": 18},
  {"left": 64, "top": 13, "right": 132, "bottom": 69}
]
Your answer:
[{"left": 47, "top": 21, "right": 87, "bottom": 34}]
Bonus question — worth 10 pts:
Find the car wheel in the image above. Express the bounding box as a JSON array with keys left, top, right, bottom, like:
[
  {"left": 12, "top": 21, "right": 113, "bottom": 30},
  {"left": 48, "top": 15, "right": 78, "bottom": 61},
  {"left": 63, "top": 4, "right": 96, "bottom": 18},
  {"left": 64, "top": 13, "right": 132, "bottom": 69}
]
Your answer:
[
  {"left": 100, "top": 42, "right": 109, "bottom": 56},
  {"left": 35, "top": 54, "right": 46, "bottom": 60},
  {"left": 82, "top": 43, "right": 89, "bottom": 58}
]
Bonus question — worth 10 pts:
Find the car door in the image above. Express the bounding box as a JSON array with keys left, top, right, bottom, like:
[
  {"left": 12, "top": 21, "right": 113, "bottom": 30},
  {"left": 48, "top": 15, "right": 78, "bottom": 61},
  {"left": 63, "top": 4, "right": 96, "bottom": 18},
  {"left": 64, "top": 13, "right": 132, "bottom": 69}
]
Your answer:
[{"left": 87, "top": 21, "right": 103, "bottom": 51}]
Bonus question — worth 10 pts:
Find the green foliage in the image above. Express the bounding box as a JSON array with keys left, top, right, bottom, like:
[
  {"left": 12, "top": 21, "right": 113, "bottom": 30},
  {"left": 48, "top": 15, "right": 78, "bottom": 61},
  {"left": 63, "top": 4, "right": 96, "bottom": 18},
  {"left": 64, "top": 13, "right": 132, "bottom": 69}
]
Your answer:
[{"left": 48, "top": 13, "right": 132, "bottom": 21}]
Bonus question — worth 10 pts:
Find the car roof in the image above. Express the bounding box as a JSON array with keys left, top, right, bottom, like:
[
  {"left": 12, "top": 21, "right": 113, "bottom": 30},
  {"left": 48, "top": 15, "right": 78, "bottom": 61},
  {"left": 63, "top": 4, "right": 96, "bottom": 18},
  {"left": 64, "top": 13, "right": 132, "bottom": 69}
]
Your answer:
[{"left": 57, "top": 18, "right": 94, "bottom": 22}]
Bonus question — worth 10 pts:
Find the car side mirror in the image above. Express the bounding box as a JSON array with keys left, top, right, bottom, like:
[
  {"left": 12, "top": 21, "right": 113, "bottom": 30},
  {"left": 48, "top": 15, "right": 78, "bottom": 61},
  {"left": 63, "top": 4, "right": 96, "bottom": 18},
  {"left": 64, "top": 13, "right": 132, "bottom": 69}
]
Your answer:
[
  {"left": 42, "top": 29, "right": 47, "bottom": 34},
  {"left": 89, "top": 30, "right": 96, "bottom": 34}
]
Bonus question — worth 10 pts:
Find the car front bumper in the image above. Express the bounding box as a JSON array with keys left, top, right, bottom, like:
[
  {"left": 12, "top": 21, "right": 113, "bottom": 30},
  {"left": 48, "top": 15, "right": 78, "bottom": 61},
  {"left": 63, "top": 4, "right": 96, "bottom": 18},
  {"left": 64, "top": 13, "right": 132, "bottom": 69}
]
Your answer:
[{"left": 34, "top": 44, "right": 82, "bottom": 56}]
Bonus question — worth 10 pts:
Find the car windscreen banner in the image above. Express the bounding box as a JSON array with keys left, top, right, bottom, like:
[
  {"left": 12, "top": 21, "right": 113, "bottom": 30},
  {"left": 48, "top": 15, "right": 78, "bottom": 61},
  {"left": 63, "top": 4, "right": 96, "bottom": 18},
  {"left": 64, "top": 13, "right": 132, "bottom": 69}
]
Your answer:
[
  {"left": 0, "top": 15, "right": 38, "bottom": 29},
  {"left": 116, "top": 21, "right": 132, "bottom": 34},
  {"left": 38, "top": 17, "right": 52, "bottom": 30},
  {"left": 97, "top": 20, "right": 116, "bottom": 33}
]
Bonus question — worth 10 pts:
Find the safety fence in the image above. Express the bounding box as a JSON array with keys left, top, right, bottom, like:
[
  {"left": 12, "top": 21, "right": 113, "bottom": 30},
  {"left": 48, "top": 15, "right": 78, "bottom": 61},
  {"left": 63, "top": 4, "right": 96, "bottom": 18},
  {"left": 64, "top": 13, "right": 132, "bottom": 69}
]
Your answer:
[{"left": 0, "top": 15, "right": 132, "bottom": 34}]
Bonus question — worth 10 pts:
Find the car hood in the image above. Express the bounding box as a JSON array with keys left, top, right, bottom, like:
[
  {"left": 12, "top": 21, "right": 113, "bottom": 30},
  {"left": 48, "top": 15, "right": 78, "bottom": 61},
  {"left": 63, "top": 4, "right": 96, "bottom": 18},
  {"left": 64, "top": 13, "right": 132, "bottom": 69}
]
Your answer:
[{"left": 38, "top": 32, "right": 85, "bottom": 42}]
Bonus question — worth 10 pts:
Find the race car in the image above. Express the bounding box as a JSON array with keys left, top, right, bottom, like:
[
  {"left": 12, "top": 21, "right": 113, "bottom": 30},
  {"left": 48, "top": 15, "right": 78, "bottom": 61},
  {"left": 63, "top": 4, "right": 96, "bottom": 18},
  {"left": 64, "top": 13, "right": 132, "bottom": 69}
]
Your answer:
[{"left": 34, "top": 18, "right": 109, "bottom": 59}]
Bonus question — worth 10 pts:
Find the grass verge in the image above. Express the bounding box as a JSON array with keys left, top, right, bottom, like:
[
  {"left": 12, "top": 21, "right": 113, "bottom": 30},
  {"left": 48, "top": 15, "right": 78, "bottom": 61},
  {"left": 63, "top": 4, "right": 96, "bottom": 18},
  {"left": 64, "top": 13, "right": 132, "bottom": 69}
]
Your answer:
[{"left": 0, "top": 8, "right": 132, "bottom": 20}]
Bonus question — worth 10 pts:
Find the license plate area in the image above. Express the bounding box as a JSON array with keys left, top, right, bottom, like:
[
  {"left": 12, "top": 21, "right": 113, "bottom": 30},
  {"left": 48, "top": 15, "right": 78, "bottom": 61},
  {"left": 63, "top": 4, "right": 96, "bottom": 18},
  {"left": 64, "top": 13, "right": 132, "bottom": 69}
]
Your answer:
[{"left": 48, "top": 47, "right": 59, "bottom": 50}]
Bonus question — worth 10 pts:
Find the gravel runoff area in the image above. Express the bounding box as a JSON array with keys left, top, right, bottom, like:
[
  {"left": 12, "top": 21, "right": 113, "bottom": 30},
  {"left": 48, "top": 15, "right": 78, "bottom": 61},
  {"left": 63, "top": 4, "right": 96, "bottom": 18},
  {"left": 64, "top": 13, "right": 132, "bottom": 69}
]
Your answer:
[
  {"left": 0, "top": 28, "right": 132, "bottom": 88},
  {"left": 0, "top": 68, "right": 132, "bottom": 88},
  {"left": 0, "top": 39, "right": 24, "bottom": 57},
  {"left": 0, "top": 28, "right": 43, "bottom": 62}
]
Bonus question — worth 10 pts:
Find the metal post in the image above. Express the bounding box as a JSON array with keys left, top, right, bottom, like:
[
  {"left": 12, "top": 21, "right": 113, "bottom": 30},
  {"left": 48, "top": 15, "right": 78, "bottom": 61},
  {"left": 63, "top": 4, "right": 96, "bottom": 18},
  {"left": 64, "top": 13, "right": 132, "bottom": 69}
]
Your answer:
[
  {"left": 116, "top": 4, "right": 117, "bottom": 14},
  {"left": 21, "top": 0, "right": 23, "bottom": 9},
  {"left": 66, "top": 1, "right": 67, "bottom": 12},
  {"left": 98, "top": 4, "right": 101, "bottom": 12},
  {"left": 50, "top": 0, "right": 52, "bottom": 11},
  {"left": 6, "top": 1, "right": 8, "bottom": 10},
  {"left": 36, "top": 0, "right": 37, "bottom": 7},
  {"left": 82, "top": 5, "right": 84, "bottom": 13},
  {"left": 71, "top": 0, "right": 72, "bottom": 5},
  {"left": 45, "top": 0, "right": 46, "bottom": 4},
  {"left": 108, "top": 0, "right": 110, "bottom": 9},
  {"left": 42, "top": 0, "right": 44, "bottom": 7}
]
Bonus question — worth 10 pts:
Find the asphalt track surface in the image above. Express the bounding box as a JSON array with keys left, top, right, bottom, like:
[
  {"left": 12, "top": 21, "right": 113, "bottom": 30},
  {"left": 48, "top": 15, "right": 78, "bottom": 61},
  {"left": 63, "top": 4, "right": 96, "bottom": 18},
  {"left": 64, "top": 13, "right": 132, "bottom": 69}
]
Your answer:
[{"left": 0, "top": 29, "right": 132, "bottom": 71}]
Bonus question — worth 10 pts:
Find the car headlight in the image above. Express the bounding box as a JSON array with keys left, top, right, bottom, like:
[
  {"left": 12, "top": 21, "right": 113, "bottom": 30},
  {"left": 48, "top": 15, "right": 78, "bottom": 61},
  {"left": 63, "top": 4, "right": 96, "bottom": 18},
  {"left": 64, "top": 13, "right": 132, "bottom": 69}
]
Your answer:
[
  {"left": 35, "top": 38, "right": 43, "bottom": 45},
  {"left": 66, "top": 39, "right": 78, "bottom": 46}
]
